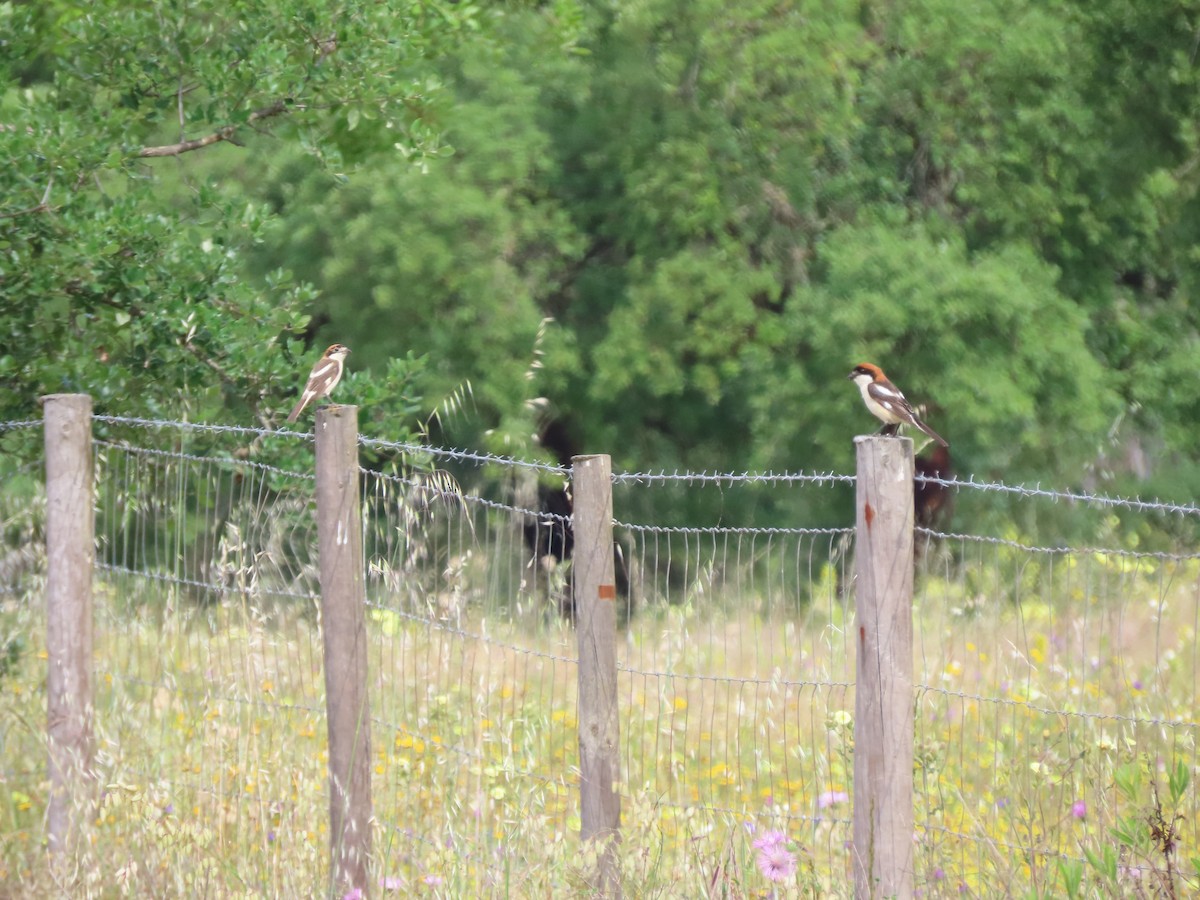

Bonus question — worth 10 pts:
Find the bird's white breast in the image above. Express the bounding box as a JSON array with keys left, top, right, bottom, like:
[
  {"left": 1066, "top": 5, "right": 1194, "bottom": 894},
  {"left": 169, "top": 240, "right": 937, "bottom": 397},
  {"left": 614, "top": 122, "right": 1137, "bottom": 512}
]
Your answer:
[{"left": 856, "top": 378, "right": 903, "bottom": 424}]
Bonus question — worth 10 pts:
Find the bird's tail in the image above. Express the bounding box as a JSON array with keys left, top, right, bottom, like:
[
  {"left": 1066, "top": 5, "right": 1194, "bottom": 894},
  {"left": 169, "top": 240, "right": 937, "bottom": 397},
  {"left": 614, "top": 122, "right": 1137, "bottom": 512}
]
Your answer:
[{"left": 917, "top": 420, "right": 949, "bottom": 448}]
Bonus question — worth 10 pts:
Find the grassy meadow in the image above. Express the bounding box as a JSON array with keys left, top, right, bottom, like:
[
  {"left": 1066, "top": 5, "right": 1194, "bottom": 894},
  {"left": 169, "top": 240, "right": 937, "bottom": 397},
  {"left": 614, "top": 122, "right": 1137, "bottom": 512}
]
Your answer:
[{"left": 2, "top": 542, "right": 1199, "bottom": 898}]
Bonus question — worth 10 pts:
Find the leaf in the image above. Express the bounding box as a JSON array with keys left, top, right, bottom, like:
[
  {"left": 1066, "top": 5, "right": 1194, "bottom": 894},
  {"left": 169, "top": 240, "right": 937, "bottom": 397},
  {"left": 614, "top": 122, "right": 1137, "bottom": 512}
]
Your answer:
[
  {"left": 1056, "top": 858, "right": 1083, "bottom": 899},
  {"left": 1168, "top": 758, "right": 1189, "bottom": 806}
]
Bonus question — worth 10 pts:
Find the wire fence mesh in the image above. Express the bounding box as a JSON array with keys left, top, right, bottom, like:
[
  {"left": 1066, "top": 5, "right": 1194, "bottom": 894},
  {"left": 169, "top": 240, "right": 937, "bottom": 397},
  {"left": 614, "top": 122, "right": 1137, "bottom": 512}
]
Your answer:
[{"left": 2, "top": 413, "right": 1198, "bottom": 895}]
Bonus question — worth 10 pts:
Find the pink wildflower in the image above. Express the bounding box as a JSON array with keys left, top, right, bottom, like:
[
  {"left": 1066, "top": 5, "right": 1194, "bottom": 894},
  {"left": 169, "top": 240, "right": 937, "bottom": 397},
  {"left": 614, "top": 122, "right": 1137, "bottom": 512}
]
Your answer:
[
  {"left": 756, "top": 843, "right": 797, "bottom": 882},
  {"left": 752, "top": 829, "right": 788, "bottom": 851},
  {"left": 818, "top": 790, "right": 849, "bottom": 809}
]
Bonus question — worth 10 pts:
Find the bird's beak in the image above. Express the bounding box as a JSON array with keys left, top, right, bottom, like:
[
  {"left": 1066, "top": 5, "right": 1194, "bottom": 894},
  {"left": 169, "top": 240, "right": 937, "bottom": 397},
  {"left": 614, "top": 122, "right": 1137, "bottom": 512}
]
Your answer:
[{"left": 846, "top": 371, "right": 855, "bottom": 380}]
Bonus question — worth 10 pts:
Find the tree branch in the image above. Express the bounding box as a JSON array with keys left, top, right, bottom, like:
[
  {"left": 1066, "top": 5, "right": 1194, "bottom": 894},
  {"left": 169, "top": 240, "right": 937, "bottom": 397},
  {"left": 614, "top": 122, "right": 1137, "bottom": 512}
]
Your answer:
[
  {"left": 0, "top": 176, "right": 56, "bottom": 220},
  {"left": 138, "top": 127, "right": 235, "bottom": 158},
  {"left": 137, "top": 99, "right": 291, "bottom": 158},
  {"left": 0, "top": 201, "right": 54, "bottom": 221}
]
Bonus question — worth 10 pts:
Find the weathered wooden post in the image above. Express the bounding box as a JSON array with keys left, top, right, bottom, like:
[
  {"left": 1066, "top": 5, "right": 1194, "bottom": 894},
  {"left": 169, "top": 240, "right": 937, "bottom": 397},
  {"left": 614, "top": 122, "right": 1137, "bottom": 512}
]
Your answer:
[
  {"left": 572, "top": 454, "right": 621, "bottom": 895},
  {"left": 853, "top": 435, "right": 915, "bottom": 900},
  {"left": 315, "top": 406, "right": 372, "bottom": 893},
  {"left": 43, "top": 393, "right": 95, "bottom": 855}
]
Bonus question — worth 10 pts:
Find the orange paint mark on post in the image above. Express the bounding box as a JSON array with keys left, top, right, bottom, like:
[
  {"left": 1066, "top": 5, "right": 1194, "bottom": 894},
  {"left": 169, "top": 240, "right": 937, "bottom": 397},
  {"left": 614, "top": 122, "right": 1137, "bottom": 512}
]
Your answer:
[
  {"left": 598, "top": 584, "right": 616, "bottom": 601},
  {"left": 863, "top": 501, "right": 875, "bottom": 530}
]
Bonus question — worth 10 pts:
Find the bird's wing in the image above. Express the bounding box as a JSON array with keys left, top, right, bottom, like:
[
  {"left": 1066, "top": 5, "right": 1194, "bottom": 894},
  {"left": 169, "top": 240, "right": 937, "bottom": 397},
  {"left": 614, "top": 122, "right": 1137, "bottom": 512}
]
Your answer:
[
  {"left": 866, "top": 381, "right": 918, "bottom": 421},
  {"left": 305, "top": 357, "right": 340, "bottom": 390}
]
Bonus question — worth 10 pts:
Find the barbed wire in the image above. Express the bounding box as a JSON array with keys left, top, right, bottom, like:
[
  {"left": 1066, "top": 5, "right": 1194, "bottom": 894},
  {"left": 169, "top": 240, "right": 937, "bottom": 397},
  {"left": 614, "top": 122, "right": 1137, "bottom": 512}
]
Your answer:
[
  {"left": 365, "top": 467, "right": 557, "bottom": 520},
  {"left": 13, "top": 414, "right": 1198, "bottom": 518},
  {"left": 919, "top": 527, "right": 1200, "bottom": 561},
  {"left": 615, "top": 521, "right": 853, "bottom": 537},
  {"left": 0, "top": 419, "right": 40, "bottom": 432},
  {"left": 612, "top": 469, "right": 856, "bottom": 487},
  {"left": 360, "top": 435, "right": 569, "bottom": 475},
  {"left": 454, "top": 493, "right": 565, "bottom": 520},
  {"left": 917, "top": 473, "right": 1200, "bottom": 518},
  {"left": 93, "top": 414, "right": 314, "bottom": 442}
]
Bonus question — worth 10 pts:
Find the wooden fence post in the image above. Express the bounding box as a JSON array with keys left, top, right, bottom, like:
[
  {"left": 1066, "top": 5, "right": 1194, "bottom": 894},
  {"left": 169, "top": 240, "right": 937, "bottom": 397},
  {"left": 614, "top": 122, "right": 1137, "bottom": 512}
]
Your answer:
[
  {"left": 572, "top": 454, "right": 621, "bottom": 895},
  {"left": 853, "top": 436, "right": 915, "bottom": 899},
  {"left": 42, "top": 393, "right": 95, "bottom": 855},
  {"left": 315, "top": 406, "right": 372, "bottom": 894}
]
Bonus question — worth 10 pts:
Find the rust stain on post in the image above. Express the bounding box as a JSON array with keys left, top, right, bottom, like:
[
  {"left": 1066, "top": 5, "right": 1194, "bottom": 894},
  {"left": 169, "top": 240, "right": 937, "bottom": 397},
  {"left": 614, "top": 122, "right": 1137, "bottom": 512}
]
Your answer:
[{"left": 864, "top": 501, "right": 875, "bottom": 529}]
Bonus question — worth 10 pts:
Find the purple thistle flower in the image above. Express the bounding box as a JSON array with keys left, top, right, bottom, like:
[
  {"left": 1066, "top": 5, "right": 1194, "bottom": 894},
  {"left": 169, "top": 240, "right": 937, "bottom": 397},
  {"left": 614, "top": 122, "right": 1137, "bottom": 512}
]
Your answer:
[
  {"left": 756, "top": 844, "right": 797, "bottom": 882},
  {"left": 818, "top": 790, "right": 849, "bottom": 809},
  {"left": 1072, "top": 799, "right": 1087, "bottom": 819},
  {"left": 752, "top": 829, "right": 788, "bottom": 851}
]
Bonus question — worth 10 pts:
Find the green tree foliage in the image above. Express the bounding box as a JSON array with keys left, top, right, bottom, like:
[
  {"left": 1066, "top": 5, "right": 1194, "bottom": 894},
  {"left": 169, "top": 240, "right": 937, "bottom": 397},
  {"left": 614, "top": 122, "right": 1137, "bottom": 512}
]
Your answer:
[
  {"left": 5, "top": 0, "right": 1200, "bottom": 523},
  {"left": 767, "top": 223, "right": 1113, "bottom": 475},
  {"left": 248, "top": 23, "right": 590, "bottom": 455},
  {"left": 0, "top": 0, "right": 484, "bottom": 431}
]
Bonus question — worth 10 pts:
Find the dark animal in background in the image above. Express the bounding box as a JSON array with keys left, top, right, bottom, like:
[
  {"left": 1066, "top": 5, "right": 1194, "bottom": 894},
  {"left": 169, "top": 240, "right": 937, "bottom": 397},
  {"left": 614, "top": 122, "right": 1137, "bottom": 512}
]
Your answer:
[
  {"left": 523, "top": 420, "right": 579, "bottom": 619},
  {"left": 524, "top": 481, "right": 574, "bottom": 566},
  {"left": 523, "top": 481, "right": 576, "bottom": 617},
  {"left": 914, "top": 444, "right": 953, "bottom": 563},
  {"left": 521, "top": 420, "right": 633, "bottom": 620}
]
